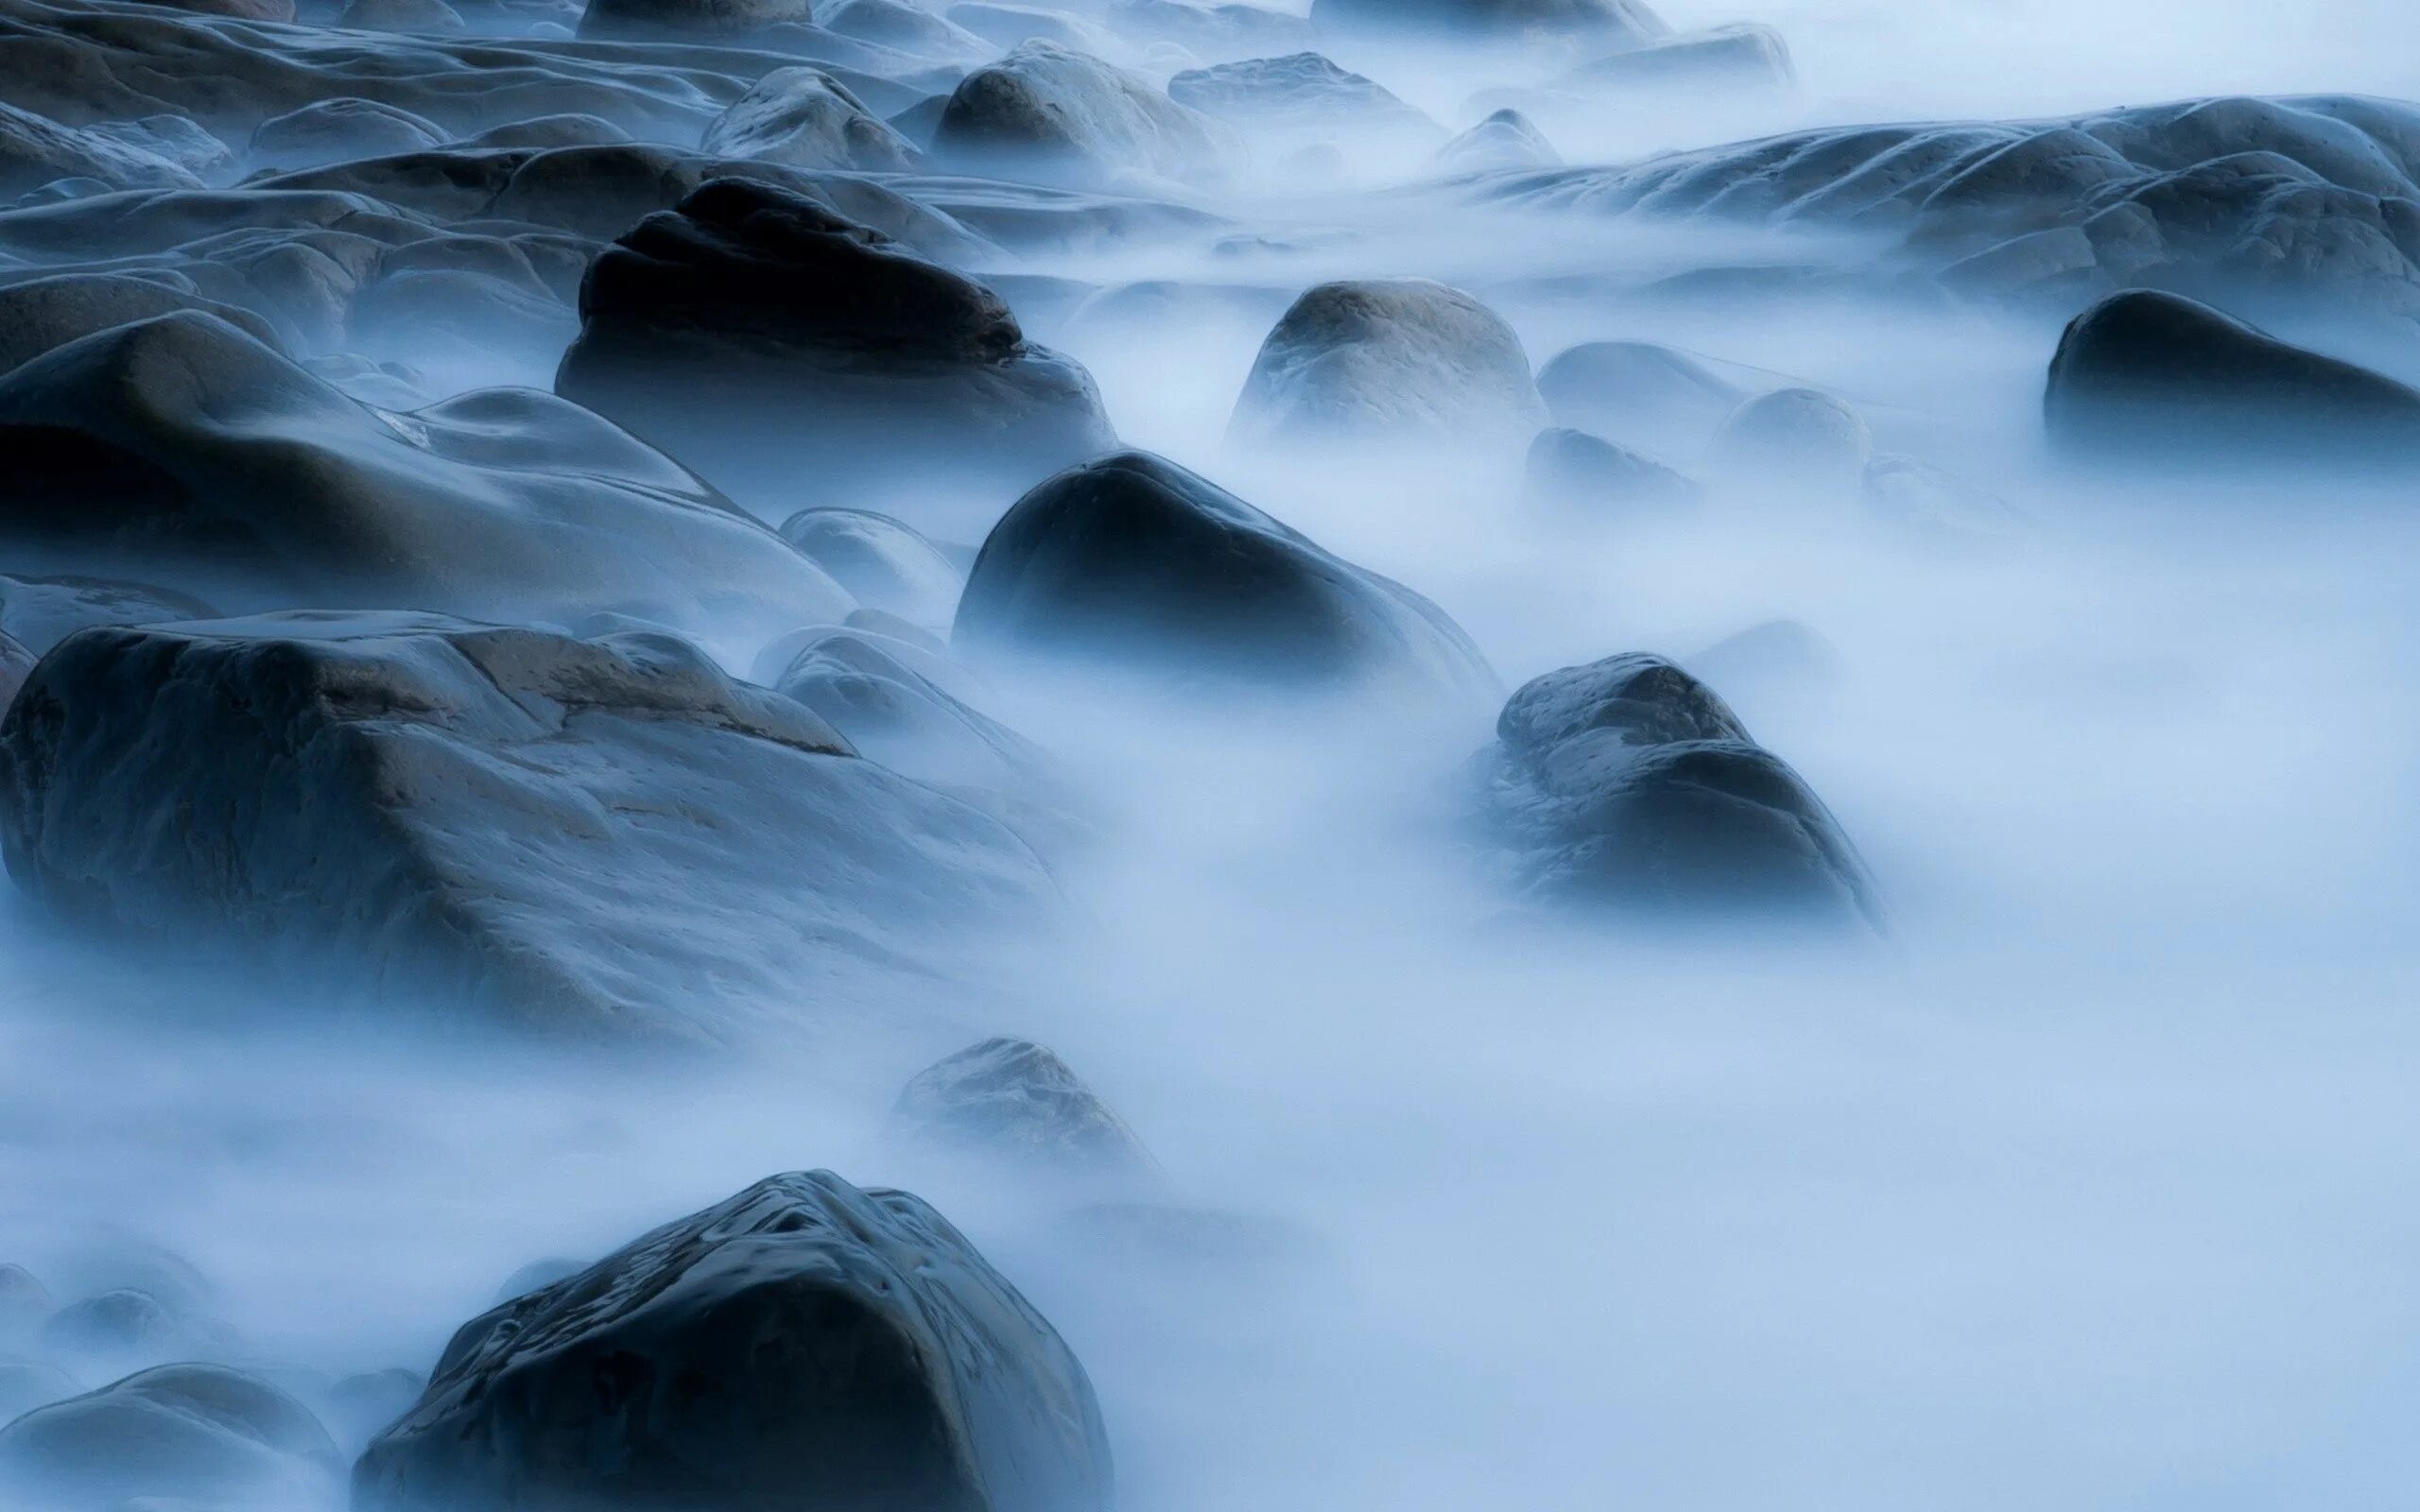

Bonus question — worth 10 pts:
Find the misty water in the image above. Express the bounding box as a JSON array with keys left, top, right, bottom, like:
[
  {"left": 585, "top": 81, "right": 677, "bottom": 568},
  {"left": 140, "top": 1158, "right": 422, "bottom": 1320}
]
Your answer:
[{"left": 1, "top": 0, "right": 2417, "bottom": 1508}]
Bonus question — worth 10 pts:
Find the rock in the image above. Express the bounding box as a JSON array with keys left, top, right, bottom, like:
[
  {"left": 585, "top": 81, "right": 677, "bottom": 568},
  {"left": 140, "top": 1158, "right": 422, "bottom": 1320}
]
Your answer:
[
  {"left": 777, "top": 508, "right": 964, "bottom": 628},
  {"left": 1705, "top": 387, "right": 1874, "bottom": 504},
  {"left": 1433, "top": 108, "right": 1560, "bottom": 173},
  {"left": 490, "top": 1258, "right": 586, "bottom": 1302},
  {"left": 247, "top": 99, "right": 445, "bottom": 172},
  {"left": 321, "top": 1368, "right": 422, "bottom": 1452},
  {"left": 893, "top": 1038, "right": 1157, "bottom": 1179},
  {"left": 700, "top": 67, "right": 923, "bottom": 173},
  {"left": 0, "top": 575, "right": 216, "bottom": 655},
  {"left": 1167, "top": 53, "right": 1441, "bottom": 164},
  {"left": 1524, "top": 426, "right": 1701, "bottom": 515},
  {"left": 820, "top": 0, "right": 992, "bottom": 61},
  {"left": 945, "top": 2, "right": 1115, "bottom": 57},
  {"left": 1229, "top": 277, "right": 1547, "bottom": 453},
  {"left": 1477, "top": 652, "right": 1881, "bottom": 929},
  {"left": 84, "top": 115, "right": 233, "bottom": 180},
  {"left": 0, "top": 273, "right": 284, "bottom": 374},
  {"left": 555, "top": 178, "right": 1116, "bottom": 527},
  {"left": 1310, "top": 0, "right": 1668, "bottom": 43},
  {"left": 1558, "top": 23, "right": 1792, "bottom": 93},
  {"left": 156, "top": 0, "right": 293, "bottom": 17},
  {"left": 1105, "top": 0, "right": 1314, "bottom": 60},
  {"left": 955, "top": 451, "right": 1495, "bottom": 701},
  {"left": 36, "top": 1289, "right": 233, "bottom": 1373},
  {"left": 456, "top": 113, "right": 632, "bottom": 150},
  {"left": 0, "top": 1265, "right": 50, "bottom": 1339},
  {"left": 0, "top": 612, "right": 1064, "bottom": 1042},
  {"left": 0, "top": 100, "right": 196, "bottom": 201},
  {"left": 300, "top": 352, "right": 427, "bottom": 407},
  {"left": 352, "top": 1171, "right": 1114, "bottom": 1512},
  {"left": 577, "top": 0, "right": 811, "bottom": 42},
  {"left": 1860, "top": 452, "right": 2024, "bottom": 541},
  {"left": 1685, "top": 619, "right": 1841, "bottom": 699},
  {"left": 0, "top": 1358, "right": 75, "bottom": 1422},
  {"left": 0, "top": 632, "right": 28, "bottom": 716},
  {"left": 0, "top": 1365, "right": 341, "bottom": 1512},
  {"left": 1534, "top": 338, "right": 1742, "bottom": 451},
  {"left": 0, "top": 312, "right": 848, "bottom": 642},
  {"left": 932, "top": 42, "right": 1236, "bottom": 192},
  {"left": 337, "top": 0, "right": 468, "bottom": 30},
  {"left": 2044, "top": 288, "right": 2420, "bottom": 469}
]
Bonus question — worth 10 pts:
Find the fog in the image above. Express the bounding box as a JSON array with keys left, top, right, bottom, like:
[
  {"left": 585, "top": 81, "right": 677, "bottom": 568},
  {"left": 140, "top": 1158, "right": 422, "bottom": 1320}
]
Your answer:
[{"left": 3, "top": 0, "right": 2418, "bottom": 1507}]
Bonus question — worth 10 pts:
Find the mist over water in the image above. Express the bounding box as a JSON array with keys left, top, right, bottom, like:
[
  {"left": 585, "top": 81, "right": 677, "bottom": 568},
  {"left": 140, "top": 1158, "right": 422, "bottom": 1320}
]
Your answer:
[{"left": 2, "top": 0, "right": 2419, "bottom": 1507}]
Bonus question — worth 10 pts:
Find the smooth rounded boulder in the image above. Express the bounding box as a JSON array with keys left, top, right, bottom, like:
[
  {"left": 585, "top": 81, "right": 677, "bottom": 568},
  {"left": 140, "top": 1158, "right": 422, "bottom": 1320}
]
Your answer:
[
  {"left": 932, "top": 42, "right": 1237, "bottom": 192},
  {"left": 700, "top": 67, "right": 924, "bottom": 172},
  {"left": 0, "top": 1364, "right": 342, "bottom": 1512},
  {"left": 353, "top": 1170, "right": 1114, "bottom": 1512},
  {"left": 1476, "top": 653, "right": 1881, "bottom": 930},
  {"left": 955, "top": 451, "right": 1496, "bottom": 701},
  {"left": 2044, "top": 288, "right": 2420, "bottom": 470},
  {"left": 555, "top": 178, "right": 1118, "bottom": 527},
  {"left": 892, "top": 1037, "right": 1160, "bottom": 1179},
  {"left": 1229, "top": 278, "right": 1548, "bottom": 453}
]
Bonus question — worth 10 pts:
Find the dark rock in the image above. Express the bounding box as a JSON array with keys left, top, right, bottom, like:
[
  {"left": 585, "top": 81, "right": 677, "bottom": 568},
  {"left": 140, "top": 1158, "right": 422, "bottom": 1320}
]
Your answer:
[
  {"left": 247, "top": 99, "right": 445, "bottom": 172},
  {"left": 1524, "top": 426, "right": 1701, "bottom": 514},
  {"left": 933, "top": 42, "right": 1236, "bottom": 192},
  {"left": 1433, "top": 108, "right": 1560, "bottom": 173},
  {"left": 0, "top": 272, "right": 283, "bottom": 374},
  {"left": 0, "top": 612, "right": 1065, "bottom": 1042},
  {"left": 0, "top": 574, "right": 216, "bottom": 655},
  {"left": 0, "top": 100, "right": 196, "bottom": 201},
  {"left": 956, "top": 451, "right": 1496, "bottom": 700},
  {"left": 0, "top": 312, "right": 848, "bottom": 640},
  {"left": 85, "top": 114, "right": 233, "bottom": 180},
  {"left": 1167, "top": 52, "right": 1441, "bottom": 155},
  {"left": 700, "top": 67, "right": 923, "bottom": 173},
  {"left": 0, "top": 632, "right": 28, "bottom": 716},
  {"left": 1230, "top": 277, "right": 1547, "bottom": 451},
  {"left": 778, "top": 508, "right": 964, "bottom": 627},
  {"left": 894, "top": 1038, "right": 1158, "bottom": 1178},
  {"left": 555, "top": 178, "right": 1116, "bottom": 524},
  {"left": 2044, "top": 287, "right": 2420, "bottom": 469},
  {"left": 353, "top": 1171, "right": 1113, "bottom": 1512},
  {"left": 0, "top": 1365, "right": 340, "bottom": 1512},
  {"left": 1535, "top": 338, "right": 1743, "bottom": 450},
  {"left": 337, "top": 0, "right": 468, "bottom": 30},
  {"left": 578, "top": 0, "right": 812, "bottom": 42},
  {"left": 820, "top": 0, "right": 992, "bottom": 61},
  {"left": 1310, "top": 0, "right": 1667, "bottom": 43},
  {"left": 1478, "top": 652, "right": 1881, "bottom": 928}
]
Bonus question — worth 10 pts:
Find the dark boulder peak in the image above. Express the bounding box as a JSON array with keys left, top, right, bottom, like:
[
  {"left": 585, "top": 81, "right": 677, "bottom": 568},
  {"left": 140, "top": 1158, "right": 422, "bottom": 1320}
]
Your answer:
[
  {"left": 1477, "top": 652, "right": 1882, "bottom": 930},
  {"left": 1535, "top": 338, "right": 1744, "bottom": 450},
  {"left": 1230, "top": 277, "right": 1547, "bottom": 452},
  {"left": 1433, "top": 107, "right": 1561, "bottom": 174},
  {"left": 556, "top": 177, "right": 1116, "bottom": 525},
  {"left": 0, "top": 312, "right": 850, "bottom": 641},
  {"left": 0, "top": 612, "right": 1064, "bottom": 1042},
  {"left": 353, "top": 1171, "right": 1114, "bottom": 1512},
  {"left": 932, "top": 42, "right": 1239, "bottom": 193},
  {"left": 779, "top": 507, "right": 966, "bottom": 628},
  {"left": 0, "top": 573, "right": 216, "bottom": 655},
  {"left": 0, "top": 99, "right": 198, "bottom": 201},
  {"left": 892, "top": 1036, "right": 1160, "bottom": 1178},
  {"left": 0, "top": 1364, "right": 341, "bottom": 1512},
  {"left": 701, "top": 66, "right": 924, "bottom": 173},
  {"left": 1310, "top": 0, "right": 1668, "bottom": 43},
  {"left": 956, "top": 451, "right": 1497, "bottom": 702},
  {"left": 577, "top": 0, "right": 813, "bottom": 42},
  {"left": 2045, "top": 288, "right": 2420, "bottom": 469},
  {"left": 1524, "top": 426, "right": 1702, "bottom": 515},
  {"left": 455, "top": 112, "right": 633, "bottom": 150},
  {"left": 0, "top": 270, "right": 285, "bottom": 373},
  {"left": 1473, "top": 94, "right": 2420, "bottom": 319},
  {"left": 247, "top": 98, "right": 445, "bottom": 172}
]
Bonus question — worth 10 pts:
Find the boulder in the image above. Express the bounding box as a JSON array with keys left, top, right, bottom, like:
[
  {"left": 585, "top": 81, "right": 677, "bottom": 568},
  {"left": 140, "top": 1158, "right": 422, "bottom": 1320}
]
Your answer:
[
  {"left": 0, "top": 1365, "right": 341, "bottom": 1512},
  {"left": 337, "top": 0, "right": 468, "bottom": 30},
  {"left": 35, "top": 1289, "right": 233, "bottom": 1373},
  {"left": 246, "top": 99, "right": 446, "bottom": 172},
  {"left": 1705, "top": 387, "right": 1874, "bottom": 504},
  {"left": 0, "top": 574, "right": 216, "bottom": 655},
  {"left": 0, "top": 273, "right": 284, "bottom": 375},
  {"left": 1167, "top": 53, "right": 1441, "bottom": 161},
  {"left": 555, "top": 178, "right": 1117, "bottom": 526},
  {"left": 955, "top": 451, "right": 1496, "bottom": 700},
  {"left": 2044, "top": 288, "right": 2420, "bottom": 469},
  {"left": 1309, "top": 0, "right": 1668, "bottom": 43},
  {"left": 778, "top": 508, "right": 965, "bottom": 627},
  {"left": 819, "top": 0, "right": 994, "bottom": 61},
  {"left": 353, "top": 1171, "right": 1114, "bottom": 1512},
  {"left": 700, "top": 67, "right": 923, "bottom": 173},
  {"left": 83, "top": 114, "right": 233, "bottom": 180},
  {"left": 1524, "top": 426, "right": 1701, "bottom": 514},
  {"left": 1229, "top": 277, "right": 1547, "bottom": 452},
  {"left": 1433, "top": 108, "right": 1560, "bottom": 173},
  {"left": 1558, "top": 23, "right": 1793, "bottom": 92},
  {"left": 945, "top": 2, "right": 1115, "bottom": 57},
  {"left": 893, "top": 1038, "right": 1158, "bottom": 1179},
  {"left": 0, "top": 632, "right": 28, "bottom": 717},
  {"left": 321, "top": 1368, "right": 422, "bottom": 1453},
  {"left": 577, "top": 0, "right": 813, "bottom": 42},
  {"left": 0, "top": 613, "right": 1065, "bottom": 1042},
  {"left": 1535, "top": 338, "right": 1742, "bottom": 451},
  {"left": 0, "top": 313, "right": 849, "bottom": 642},
  {"left": 0, "top": 100, "right": 196, "bottom": 201},
  {"left": 456, "top": 113, "right": 632, "bottom": 151},
  {"left": 1477, "top": 652, "right": 1881, "bottom": 928},
  {"left": 1105, "top": 0, "right": 1314, "bottom": 60},
  {"left": 932, "top": 42, "right": 1236, "bottom": 192}
]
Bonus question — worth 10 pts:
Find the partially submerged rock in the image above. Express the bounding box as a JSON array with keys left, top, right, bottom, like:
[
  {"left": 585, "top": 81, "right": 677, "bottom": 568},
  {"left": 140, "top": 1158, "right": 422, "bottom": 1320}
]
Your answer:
[
  {"left": 932, "top": 42, "right": 1236, "bottom": 192},
  {"left": 354, "top": 1171, "right": 1114, "bottom": 1512},
  {"left": 1524, "top": 426, "right": 1701, "bottom": 515},
  {"left": 0, "top": 1364, "right": 341, "bottom": 1512},
  {"left": 700, "top": 67, "right": 924, "bottom": 172},
  {"left": 0, "top": 613, "right": 1064, "bottom": 1043},
  {"left": 892, "top": 1037, "right": 1158, "bottom": 1178},
  {"left": 955, "top": 451, "right": 1496, "bottom": 702}
]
